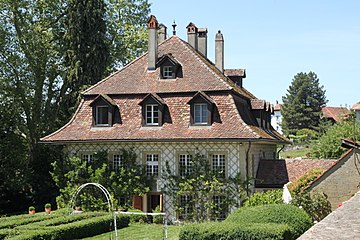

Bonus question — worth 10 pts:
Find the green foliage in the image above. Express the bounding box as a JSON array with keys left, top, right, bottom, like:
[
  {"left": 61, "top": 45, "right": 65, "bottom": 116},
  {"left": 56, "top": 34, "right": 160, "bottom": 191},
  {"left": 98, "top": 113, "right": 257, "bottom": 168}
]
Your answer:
[
  {"left": 152, "top": 205, "right": 164, "bottom": 224},
  {"left": 243, "top": 190, "right": 283, "bottom": 207},
  {"left": 312, "top": 120, "right": 360, "bottom": 158},
  {"left": 52, "top": 148, "right": 149, "bottom": 211},
  {"left": 179, "top": 221, "right": 292, "bottom": 240},
  {"left": 291, "top": 192, "right": 331, "bottom": 222},
  {"left": 0, "top": 0, "right": 150, "bottom": 214},
  {"left": 28, "top": 206, "right": 35, "bottom": 211},
  {"left": 288, "top": 168, "right": 324, "bottom": 194},
  {"left": 0, "top": 212, "right": 129, "bottom": 240},
  {"left": 226, "top": 204, "right": 312, "bottom": 239},
  {"left": 45, "top": 203, "right": 51, "bottom": 209},
  {"left": 281, "top": 72, "right": 327, "bottom": 135},
  {"left": 162, "top": 153, "right": 248, "bottom": 222}
]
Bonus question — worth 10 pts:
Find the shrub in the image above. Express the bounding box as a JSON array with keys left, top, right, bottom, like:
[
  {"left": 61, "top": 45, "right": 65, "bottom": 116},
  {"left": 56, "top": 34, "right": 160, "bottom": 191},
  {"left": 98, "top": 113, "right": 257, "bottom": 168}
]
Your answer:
[
  {"left": 28, "top": 206, "right": 35, "bottom": 212},
  {"left": 291, "top": 192, "right": 331, "bottom": 222},
  {"left": 122, "top": 208, "right": 151, "bottom": 224},
  {"left": 225, "top": 204, "right": 312, "bottom": 239},
  {"left": 288, "top": 168, "right": 324, "bottom": 194},
  {"left": 243, "top": 190, "right": 283, "bottom": 207},
  {"left": 152, "top": 206, "right": 164, "bottom": 224},
  {"left": 45, "top": 203, "right": 51, "bottom": 209},
  {"left": 179, "top": 221, "right": 292, "bottom": 240}
]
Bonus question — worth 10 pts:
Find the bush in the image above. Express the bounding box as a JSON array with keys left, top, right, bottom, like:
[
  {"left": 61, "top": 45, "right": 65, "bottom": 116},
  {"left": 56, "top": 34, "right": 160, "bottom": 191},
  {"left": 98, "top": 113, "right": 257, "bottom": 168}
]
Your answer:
[
  {"left": 225, "top": 204, "right": 312, "bottom": 239},
  {"left": 243, "top": 190, "right": 283, "bottom": 207},
  {"left": 152, "top": 206, "right": 164, "bottom": 224},
  {"left": 291, "top": 192, "right": 331, "bottom": 222},
  {"left": 288, "top": 168, "right": 323, "bottom": 194},
  {"left": 180, "top": 221, "right": 292, "bottom": 240},
  {"left": 121, "top": 208, "right": 151, "bottom": 224}
]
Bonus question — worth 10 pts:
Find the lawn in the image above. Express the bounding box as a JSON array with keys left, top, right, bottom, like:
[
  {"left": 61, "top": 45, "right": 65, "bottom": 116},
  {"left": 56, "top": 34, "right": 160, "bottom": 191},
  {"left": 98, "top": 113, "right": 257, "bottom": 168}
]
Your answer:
[
  {"left": 280, "top": 147, "right": 312, "bottom": 158},
  {"left": 82, "top": 223, "right": 182, "bottom": 240}
]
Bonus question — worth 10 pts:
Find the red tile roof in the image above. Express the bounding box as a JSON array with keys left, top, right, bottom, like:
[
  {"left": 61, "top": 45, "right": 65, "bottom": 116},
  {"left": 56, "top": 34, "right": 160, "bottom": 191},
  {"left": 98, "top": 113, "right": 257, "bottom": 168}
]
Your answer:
[
  {"left": 255, "top": 158, "right": 337, "bottom": 188},
  {"left": 42, "top": 92, "right": 287, "bottom": 143},
  {"left": 321, "top": 107, "right": 350, "bottom": 122},
  {"left": 41, "top": 34, "right": 288, "bottom": 144},
  {"left": 274, "top": 103, "right": 282, "bottom": 111},
  {"left": 351, "top": 103, "right": 360, "bottom": 110}
]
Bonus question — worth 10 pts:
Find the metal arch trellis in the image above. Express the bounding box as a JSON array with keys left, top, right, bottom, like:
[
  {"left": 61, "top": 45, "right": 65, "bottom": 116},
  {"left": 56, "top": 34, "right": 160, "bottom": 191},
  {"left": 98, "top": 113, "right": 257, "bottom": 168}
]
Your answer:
[{"left": 69, "top": 182, "right": 118, "bottom": 239}]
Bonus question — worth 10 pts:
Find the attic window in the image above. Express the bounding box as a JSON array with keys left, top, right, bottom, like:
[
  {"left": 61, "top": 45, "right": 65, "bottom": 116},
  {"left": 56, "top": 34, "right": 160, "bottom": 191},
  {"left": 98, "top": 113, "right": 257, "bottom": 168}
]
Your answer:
[
  {"left": 139, "top": 93, "right": 166, "bottom": 127},
  {"left": 163, "top": 66, "right": 173, "bottom": 78},
  {"left": 96, "top": 106, "right": 109, "bottom": 126},
  {"left": 146, "top": 104, "right": 159, "bottom": 125},
  {"left": 188, "top": 92, "right": 214, "bottom": 126},
  {"left": 194, "top": 103, "right": 208, "bottom": 124}
]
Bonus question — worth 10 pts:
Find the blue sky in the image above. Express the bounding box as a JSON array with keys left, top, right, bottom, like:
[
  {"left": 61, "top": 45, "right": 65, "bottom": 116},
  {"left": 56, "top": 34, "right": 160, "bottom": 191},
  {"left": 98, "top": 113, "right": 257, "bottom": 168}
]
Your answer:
[{"left": 150, "top": 0, "right": 360, "bottom": 107}]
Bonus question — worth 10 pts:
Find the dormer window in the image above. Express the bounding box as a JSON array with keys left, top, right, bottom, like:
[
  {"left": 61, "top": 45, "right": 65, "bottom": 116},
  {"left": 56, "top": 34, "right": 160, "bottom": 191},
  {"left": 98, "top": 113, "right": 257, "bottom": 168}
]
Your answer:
[
  {"left": 139, "top": 93, "right": 166, "bottom": 127},
  {"left": 90, "top": 94, "right": 118, "bottom": 127},
  {"left": 157, "top": 54, "right": 182, "bottom": 79},
  {"left": 96, "top": 106, "right": 110, "bottom": 126},
  {"left": 188, "top": 92, "right": 214, "bottom": 126},
  {"left": 163, "top": 66, "right": 173, "bottom": 79},
  {"left": 194, "top": 103, "right": 208, "bottom": 124},
  {"left": 146, "top": 104, "right": 159, "bottom": 125}
]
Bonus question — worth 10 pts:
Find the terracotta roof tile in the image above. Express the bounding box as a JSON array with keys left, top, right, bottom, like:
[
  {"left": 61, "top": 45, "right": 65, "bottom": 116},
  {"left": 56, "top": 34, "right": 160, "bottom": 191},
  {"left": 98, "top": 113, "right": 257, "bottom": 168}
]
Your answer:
[
  {"left": 321, "top": 107, "right": 350, "bottom": 122},
  {"left": 351, "top": 103, "right": 360, "bottom": 110},
  {"left": 251, "top": 99, "right": 266, "bottom": 110},
  {"left": 255, "top": 158, "right": 337, "bottom": 188}
]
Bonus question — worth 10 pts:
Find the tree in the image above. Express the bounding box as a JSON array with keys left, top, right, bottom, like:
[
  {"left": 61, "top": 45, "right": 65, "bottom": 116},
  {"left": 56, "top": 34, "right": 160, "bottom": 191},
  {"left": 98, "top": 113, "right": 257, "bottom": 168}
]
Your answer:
[
  {"left": 162, "top": 153, "right": 248, "bottom": 222},
  {"left": 0, "top": 0, "right": 150, "bottom": 212},
  {"left": 281, "top": 72, "right": 327, "bottom": 136},
  {"left": 312, "top": 120, "right": 360, "bottom": 158}
]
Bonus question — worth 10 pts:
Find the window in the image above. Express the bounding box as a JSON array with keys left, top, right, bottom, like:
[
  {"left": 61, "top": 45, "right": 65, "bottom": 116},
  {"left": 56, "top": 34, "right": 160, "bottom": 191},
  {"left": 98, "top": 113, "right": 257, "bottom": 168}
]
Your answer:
[
  {"left": 194, "top": 103, "right": 208, "bottom": 124},
  {"left": 113, "top": 154, "right": 123, "bottom": 172},
  {"left": 82, "top": 154, "right": 93, "bottom": 165},
  {"left": 146, "top": 104, "right": 159, "bottom": 125},
  {"left": 146, "top": 154, "right": 159, "bottom": 176},
  {"left": 212, "top": 195, "right": 227, "bottom": 220},
  {"left": 179, "top": 195, "right": 193, "bottom": 219},
  {"left": 179, "top": 154, "right": 192, "bottom": 176},
  {"left": 96, "top": 106, "right": 109, "bottom": 126},
  {"left": 163, "top": 66, "right": 173, "bottom": 79},
  {"left": 212, "top": 154, "right": 226, "bottom": 178}
]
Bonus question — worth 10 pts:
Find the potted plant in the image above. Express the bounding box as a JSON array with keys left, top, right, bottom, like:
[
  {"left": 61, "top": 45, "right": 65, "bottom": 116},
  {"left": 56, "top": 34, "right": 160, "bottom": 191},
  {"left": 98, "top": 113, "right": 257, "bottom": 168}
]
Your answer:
[
  {"left": 28, "top": 206, "right": 35, "bottom": 215},
  {"left": 45, "top": 203, "right": 51, "bottom": 214}
]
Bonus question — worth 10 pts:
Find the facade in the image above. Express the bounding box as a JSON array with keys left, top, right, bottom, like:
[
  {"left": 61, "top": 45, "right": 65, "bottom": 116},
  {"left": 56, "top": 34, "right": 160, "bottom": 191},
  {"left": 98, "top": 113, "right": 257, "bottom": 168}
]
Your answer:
[
  {"left": 351, "top": 103, "right": 360, "bottom": 123},
  {"left": 41, "top": 15, "right": 287, "bottom": 221},
  {"left": 307, "top": 139, "right": 360, "bottom": 210}
]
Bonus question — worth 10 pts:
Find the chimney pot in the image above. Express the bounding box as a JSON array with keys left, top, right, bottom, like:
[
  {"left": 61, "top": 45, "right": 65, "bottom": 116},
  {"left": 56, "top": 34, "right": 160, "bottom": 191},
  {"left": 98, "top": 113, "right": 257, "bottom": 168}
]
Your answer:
[
  {"left": 197, "top": 28, "right": 208, "bottom": 57},
  {"left": 186, "top": 22, "right": 198, "bottom": 50}
]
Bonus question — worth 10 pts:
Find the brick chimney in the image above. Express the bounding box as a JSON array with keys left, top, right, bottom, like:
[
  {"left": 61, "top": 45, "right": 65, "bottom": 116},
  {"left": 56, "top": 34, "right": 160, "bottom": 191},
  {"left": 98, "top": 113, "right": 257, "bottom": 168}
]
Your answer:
[
  {"left": 147, "top": 15, "right": 158, "bottom": 71},
  {"left": 197, "top": 28, "right": 207, "bottom": 57},
  {"left": 186, "top": 22, "right": 198, "bottom": 51},
  {"left": 158, "top": 23, "right": 167, "bottom": 44},
  {"left": 215, "top": 30, "right": 224, "bottom": 72}
]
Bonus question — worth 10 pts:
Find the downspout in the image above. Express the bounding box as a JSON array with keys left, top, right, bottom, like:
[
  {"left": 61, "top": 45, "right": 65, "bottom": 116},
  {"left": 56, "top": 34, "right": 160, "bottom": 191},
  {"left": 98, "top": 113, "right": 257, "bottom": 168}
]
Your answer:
[
  {"left": 245, "top": 141, "right": 251, "bottom": 196},
  {"left": 277, "top": 145, "right": 285, "bottom": 159}
]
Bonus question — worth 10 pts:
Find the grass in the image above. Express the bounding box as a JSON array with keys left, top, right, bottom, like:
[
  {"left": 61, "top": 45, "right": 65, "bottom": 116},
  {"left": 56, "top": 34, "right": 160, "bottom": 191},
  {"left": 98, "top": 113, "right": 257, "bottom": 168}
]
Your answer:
[
  {"left": 280, "top": 147, "right": 312, "bottom": 158},
  {"left": 82, "top": 223, "right": 182, "bottom": 240}
]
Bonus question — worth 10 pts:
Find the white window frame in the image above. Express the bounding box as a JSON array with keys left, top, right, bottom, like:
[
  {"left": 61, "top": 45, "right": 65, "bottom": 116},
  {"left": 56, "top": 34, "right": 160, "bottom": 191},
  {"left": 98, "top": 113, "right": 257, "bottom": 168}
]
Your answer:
[
  {"left": 146, "top": 104, "right": 159, "bottom": 126},
  {"left": 113, "top": 154, "right": 124, "bottom": 172},
  {"left": 179, "top": 195, "right": 193, "bottom": 219},
  {"left": 95, "top": 105, "right": 109, "bottom": 126},
  {"left": 179, "top": 154, "right": 192, "bottom": 176},
  {"left": 194, "top": 103, "right": 208, "bottom": 124},
  {"left": 212, "top": 195, "right": 227, "bottom": 220},
  {"left": 212, "top": 154, "right": 226, "bottom": 178},
  {"left": 81, "top": 153, "right": 93, "bottom": 165},
  {"left": 146, "top": 153, "right": 159, "bottom": 176},
  {"left": 163, "top": 66, "right": 173, "bottom": 78}
]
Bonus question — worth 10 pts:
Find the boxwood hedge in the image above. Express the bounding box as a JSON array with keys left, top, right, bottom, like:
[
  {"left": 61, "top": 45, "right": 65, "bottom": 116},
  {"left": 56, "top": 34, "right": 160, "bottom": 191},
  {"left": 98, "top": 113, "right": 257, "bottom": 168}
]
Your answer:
[{"left": 179, "top": 204, "right": 312, "bottom": 240}]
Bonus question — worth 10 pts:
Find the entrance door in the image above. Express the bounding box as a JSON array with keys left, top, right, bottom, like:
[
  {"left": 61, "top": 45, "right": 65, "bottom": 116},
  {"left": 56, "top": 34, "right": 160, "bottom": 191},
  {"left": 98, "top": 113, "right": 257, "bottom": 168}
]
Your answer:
[{"left": 147, "top": 193, "right": 163, "bottom": 212}]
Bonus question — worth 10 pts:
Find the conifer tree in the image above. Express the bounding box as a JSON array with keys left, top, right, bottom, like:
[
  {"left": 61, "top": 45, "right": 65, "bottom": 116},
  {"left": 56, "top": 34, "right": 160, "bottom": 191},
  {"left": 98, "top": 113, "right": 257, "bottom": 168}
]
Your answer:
[{"left": 281, "top": 72, "right": 327, "bottom": 135}]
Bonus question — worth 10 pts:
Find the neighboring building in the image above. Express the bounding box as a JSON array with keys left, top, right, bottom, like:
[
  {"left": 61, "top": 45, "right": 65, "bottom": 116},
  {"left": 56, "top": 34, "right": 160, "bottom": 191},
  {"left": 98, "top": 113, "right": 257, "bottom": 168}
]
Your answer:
[
  {"left": 271, "top": 101, "right": 283, "bottom": 134},
  {"left": 271, "top": 104, "right": 351, "bottom": 135},
  {"left": 351, "top": 103, "right": 360, "bottom": 123},
  {"left": 306, "top": 139, "right": 360, "bottom": 209},
  {"left": 255, "top": 158, "right": 337, "bottom": 190},
  {"left": 321, "top": 107, "right": 351, "bottom": 123},
  {"left": 41, "top": 15, "right": 288, "bottom": 221}
]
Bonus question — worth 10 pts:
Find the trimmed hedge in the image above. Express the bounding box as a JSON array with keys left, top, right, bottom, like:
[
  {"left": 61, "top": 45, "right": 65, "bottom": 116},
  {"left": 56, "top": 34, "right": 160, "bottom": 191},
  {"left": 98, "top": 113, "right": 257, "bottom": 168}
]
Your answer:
[
  {"left": 1, "top": 213, "right": 129, "bottom": 240},
  {"left": 180, "top": 222, "right": 292, "bottom": 240},
  {"left": 0, "top": 213, "right": 59, "bottom": 229},
  {"left": 179, "top": 204, "right": 312, "bottom": 240},
  {"left": 225, "top": 204, "right": 312, "bottom": 239}
]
